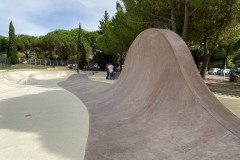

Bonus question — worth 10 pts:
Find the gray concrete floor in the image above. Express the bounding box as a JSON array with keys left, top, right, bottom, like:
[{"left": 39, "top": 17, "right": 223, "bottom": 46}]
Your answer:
[
  {"left": 0, "top": 70, "right": 239, "bottom": 160},
  {"left": 0, "top": 70, "right": 89, "bottom": 160}
]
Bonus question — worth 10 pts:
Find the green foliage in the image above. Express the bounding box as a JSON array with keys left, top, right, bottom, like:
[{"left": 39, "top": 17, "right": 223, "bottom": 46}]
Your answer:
[
  {"left": 0, "top": 64, "right": 50, "bottom": 70},
  {"left": 0, "top": 35, "right": 8, "bottom": 57},
  {"left": 16, "top": 34, "right": 37, "bottom": 59},
  {"left": 32, "top": 28, "right": 92, "bottom": 62},
  {"left": 71, "top": 28, "right": 92, "bottom": 61},
  {"left": 77, "top": 24, "right": 87, "bottom": 70},
  {"left": 92, "top": 50, "right": 117, "bottom": 70},
  {"left": 2, "top": 0, "right": 240, "bottom": 72},
  {"left": 9, "top": 21, "right": 18, "bottom": 64},
  {"left": 96, "top": 2, "right": 142, "bottom": 57}
]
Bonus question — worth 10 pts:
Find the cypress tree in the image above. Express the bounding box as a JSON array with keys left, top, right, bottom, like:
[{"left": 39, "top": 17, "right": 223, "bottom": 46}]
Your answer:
[
  {"left": 9, "top": 21, "right": 18, "bottom": 64},
  {"left": 77, "top": 23, "right": 86, "bottom": 70}
]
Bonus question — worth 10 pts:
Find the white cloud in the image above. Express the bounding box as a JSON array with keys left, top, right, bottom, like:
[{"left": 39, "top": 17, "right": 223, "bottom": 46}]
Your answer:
[{"left": 0, "top": 0, "right": 117, "bottom": 37}]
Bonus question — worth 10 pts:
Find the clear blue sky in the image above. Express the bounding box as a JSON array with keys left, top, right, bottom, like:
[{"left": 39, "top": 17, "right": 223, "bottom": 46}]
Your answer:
[{"left": 0, "top": 0, "right": 117, "bottom": 37}]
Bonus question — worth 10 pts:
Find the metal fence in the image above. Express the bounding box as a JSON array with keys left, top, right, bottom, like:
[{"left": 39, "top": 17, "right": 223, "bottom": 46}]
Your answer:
[
  {"left": 18, "top": 58, "right": 77, "bottom": 66},
  {"left": 0, "top": 58, "right": 100, "bottom": 70},
  {"left": 0, "top": 58, "right": 11, "bottom": 66}
]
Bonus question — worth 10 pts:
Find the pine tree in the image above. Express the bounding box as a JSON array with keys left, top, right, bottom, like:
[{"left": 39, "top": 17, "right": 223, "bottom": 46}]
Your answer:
[
  {"left": 9, "top": 21, "right": 18, "bottom": 64},
  {"left": 98, "top": 10, "right": 109, "bottom": 34}
]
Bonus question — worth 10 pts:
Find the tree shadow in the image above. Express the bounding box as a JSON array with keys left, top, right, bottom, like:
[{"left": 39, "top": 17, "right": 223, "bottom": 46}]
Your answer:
[{"left": 0, "top": 76, "right": 89, "bottom": 160}]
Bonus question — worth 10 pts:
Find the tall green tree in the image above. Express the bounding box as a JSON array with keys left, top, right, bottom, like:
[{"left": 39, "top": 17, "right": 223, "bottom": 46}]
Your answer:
[
  {"left": 70, "top": 28, "right": 93, "bottom": 61},
  {"left": 77, "top": 24, "right": 86, "bottom": 70},
  {"left": 9, "top": 21, "right": 18, "bottom": 64},
  {"left": 97, "top": 2, "right": 142, "bottom": 55},
  {"left": 99, "top": 10, "right": 110, "bottom": 34}
]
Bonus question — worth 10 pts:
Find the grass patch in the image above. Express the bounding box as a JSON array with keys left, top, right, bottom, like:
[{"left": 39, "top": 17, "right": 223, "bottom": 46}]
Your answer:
[{"left": 0, "top": 64, "right": 52, "bottom": 70}]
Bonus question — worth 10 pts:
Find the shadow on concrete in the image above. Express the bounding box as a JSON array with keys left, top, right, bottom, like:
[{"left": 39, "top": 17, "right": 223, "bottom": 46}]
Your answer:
[{"left": 0, "top": 76, "right": 88, "bottom": 160}]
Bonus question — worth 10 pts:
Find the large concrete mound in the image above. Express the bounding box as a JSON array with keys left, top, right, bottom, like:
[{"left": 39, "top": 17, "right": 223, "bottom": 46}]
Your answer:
[{"left": 60, "top": 29, "right": 240, "bottom": 160}]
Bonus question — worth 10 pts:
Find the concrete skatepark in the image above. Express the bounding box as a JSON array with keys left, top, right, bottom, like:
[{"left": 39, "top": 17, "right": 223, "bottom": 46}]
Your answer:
[
  {"left": 1, "top": 29, "right": 240, "bottom": 159},
  {"left": 0, "top": 70, "right": 89, "bottom": 160}
]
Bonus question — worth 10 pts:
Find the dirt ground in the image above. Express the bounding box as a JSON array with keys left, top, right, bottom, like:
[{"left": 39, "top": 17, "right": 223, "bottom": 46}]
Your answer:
[{"left": 205, "top": 79, "right": 240, "bottom": 97}]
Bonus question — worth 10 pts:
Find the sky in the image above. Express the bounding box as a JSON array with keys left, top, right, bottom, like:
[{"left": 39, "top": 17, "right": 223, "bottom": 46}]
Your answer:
[{"left": 0, "top": 0, "right": 117, "bottom": 37}]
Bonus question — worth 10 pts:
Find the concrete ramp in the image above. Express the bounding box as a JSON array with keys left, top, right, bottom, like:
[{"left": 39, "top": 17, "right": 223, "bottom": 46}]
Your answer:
[{"left": 60, "top": 29, "right": 240, "bottom": 160}]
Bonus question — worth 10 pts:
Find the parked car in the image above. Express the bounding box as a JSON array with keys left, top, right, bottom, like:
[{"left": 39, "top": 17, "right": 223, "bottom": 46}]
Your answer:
[
  {"left": 218, "top": 68, "right": 230, "bottom": 76},
  {"left": 67, "top": 64, "right": 73, "bottom": 69},
  {"left": 236, "top": 68, "right": 240, "bottom": 74},
  {"left": 22, "top": 60, "right": 28, "bottom": 64},
  {"left": 208, "top": 68, "right": 220, "bottom": 75},
  {"left": 230, "top": 67, "right": 240, "bottom": 75}
]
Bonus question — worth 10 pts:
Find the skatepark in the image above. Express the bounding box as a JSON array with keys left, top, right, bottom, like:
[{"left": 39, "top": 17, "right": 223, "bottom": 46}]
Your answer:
[
  {"left": 1, "top": 29, "right": 240, "bottom": 159},
  {"left": 0, "top": 70, "right": 89, "bottom": 160}
]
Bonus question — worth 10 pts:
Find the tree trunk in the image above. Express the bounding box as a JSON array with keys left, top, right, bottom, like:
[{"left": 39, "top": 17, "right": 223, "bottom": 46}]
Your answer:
[
  {"left": 182, "top": 0, "right": 189, "bottom": 40},
  {"left": 170, "top": 0, "right": 177, "bottom": 33},
  {"left": 49, "top": 52, "right": 53, "bottom": 59},
  {"left": 200, "top": 35, "right": 209, "bottom": 79},
  {"left": 24, "top": 50, "right": 29, "bottom": 59},
  {"left": 222, "top": 51, "right": 229, "bottom": 68},
  {"left": 200, "top": 27, "right": 222, "bottom": 79},
  {"left": 44, "top": 51, "right": 48, "bottom": 59}
]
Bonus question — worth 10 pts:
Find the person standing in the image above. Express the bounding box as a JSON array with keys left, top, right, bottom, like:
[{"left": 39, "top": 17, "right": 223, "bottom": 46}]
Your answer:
[
  {"left": 108, "top": 63, "right": 114, "bottom": 80},
  {"left": 106, "top": 63, "right": 110, "bottom": 79}
]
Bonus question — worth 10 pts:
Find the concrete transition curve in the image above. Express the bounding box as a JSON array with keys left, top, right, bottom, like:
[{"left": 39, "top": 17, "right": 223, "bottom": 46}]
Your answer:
[{"left": 60, "top": 29, "right": 240, "bottom": 160}]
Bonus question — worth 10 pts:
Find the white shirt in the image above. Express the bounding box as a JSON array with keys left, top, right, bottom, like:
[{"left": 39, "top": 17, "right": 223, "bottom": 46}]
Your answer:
[{"left": 108, "top": 65, "right": 113, "bottom": 73}]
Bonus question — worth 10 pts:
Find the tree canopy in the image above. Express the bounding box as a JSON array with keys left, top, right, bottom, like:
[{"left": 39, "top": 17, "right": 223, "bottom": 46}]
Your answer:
[
  {"left": 95, "top": 0, "right": 240, "bottom": 77},
  {"left": 2, "top": 1, "right": 240, "bottom": 73}
]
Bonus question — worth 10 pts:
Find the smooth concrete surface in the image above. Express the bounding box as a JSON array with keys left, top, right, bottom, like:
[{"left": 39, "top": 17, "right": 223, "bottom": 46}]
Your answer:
[
  {"left": 60, "top": 29, "right": 240, "bottom": 160},
  {"left": 88, "top": 71, "right": 116, "bottom": 84},
  {"left": 0, "top": 70, "right": 89, "bottom": 160},
  {"left": 89, "top": 72, "right": 240, "bottom": 119}
]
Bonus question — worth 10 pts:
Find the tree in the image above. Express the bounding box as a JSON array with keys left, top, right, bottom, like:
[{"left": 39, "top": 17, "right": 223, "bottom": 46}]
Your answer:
[
  {"left": 97, "top": 2, "right": 142, "bottom": 56},
  {"left": 8, "top": 21, "right": 18, "bottom": 64},
  {"left": 71, "top": 28, "right": 93, "bottom": 61},
  {"left": 0, "top": 36, "right": 8, "bottom": 57},
  {"left": 192, "top": 0, "right": 240, "bottom": 79},
  {"left": 103, "top": 0, "right": 240, "bottom": 79},
  {"left": 77, "top": 24, "right": 87, "bottom": 70},
  {"left": 121, "top": 0, "right": 198, "bottom": 40},
  {"left": 16, "top": 34, "right": 37, "bottom": 59},
  {"left": 36, "top": 33, "right": 57, "bottom": 59},
  {"left": 217, "top": 23, "right": 240, "bottom": 68},
  {"left": 99, "top": 10, "right": 110, "bottom": 34}
]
